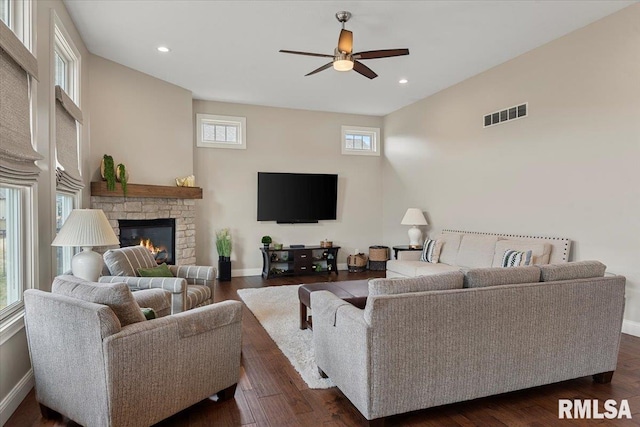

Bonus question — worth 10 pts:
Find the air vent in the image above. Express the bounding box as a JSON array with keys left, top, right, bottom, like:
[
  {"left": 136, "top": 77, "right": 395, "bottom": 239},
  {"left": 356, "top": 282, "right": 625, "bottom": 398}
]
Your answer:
[{"left": 484, "top": 103, "right": 527, "bottom": 128}]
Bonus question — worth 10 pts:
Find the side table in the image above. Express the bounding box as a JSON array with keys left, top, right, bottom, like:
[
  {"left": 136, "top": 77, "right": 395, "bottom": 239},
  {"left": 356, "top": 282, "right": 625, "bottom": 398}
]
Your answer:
[{"left": 392, "top": 245, "right": 422, "bottom": 260}]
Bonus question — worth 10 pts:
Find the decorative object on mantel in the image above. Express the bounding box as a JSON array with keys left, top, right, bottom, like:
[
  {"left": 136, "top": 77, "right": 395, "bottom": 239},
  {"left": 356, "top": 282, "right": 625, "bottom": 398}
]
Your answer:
[
  {"left": 176, "top": 175, "right": 195, "bottom": 187},
  {"left": 101, "top": 154, "right": 116, "bottom": 191},
  {"left": 116, "top": 163, "right": 128, "bottom": 196},
  {"left": 51, "top": 209, "right": 119, "bottom": 281},
  {"left": 261, "top": 235, "right": 272, "bottom": 250},
  {"left": 216, "top": 228, "right": 232, "bottom": 282}
]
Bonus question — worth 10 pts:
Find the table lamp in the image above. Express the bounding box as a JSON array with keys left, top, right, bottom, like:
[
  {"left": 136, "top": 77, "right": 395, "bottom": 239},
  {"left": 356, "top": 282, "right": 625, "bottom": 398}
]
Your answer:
[
  {"left": 400, "top": 208, "right": 428, "bottom": 248},
  {"left": 51, "top": 209, "right": 119, "bottom": 281}
]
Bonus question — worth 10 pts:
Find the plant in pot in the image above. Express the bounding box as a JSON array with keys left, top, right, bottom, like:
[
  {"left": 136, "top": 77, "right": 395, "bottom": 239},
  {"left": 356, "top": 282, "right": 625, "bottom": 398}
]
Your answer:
[
  {"left": 216, "top": 228, "right": 232, "bottom": 282},
  {"left": 261, "top": 235, "right": 272, "bottom": 250}
]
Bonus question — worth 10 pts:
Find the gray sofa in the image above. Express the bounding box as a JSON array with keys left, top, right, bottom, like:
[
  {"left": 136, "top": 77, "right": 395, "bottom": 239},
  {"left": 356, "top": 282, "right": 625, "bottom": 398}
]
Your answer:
[
  {"left": 24, "top": 275, "right": 243, "bottom": 427},
  {"left": 387, "top": 229, "right": 571, "bottom": 278},
  {"left": 312, "top": 261, "right": 625, "bottom": 426}
]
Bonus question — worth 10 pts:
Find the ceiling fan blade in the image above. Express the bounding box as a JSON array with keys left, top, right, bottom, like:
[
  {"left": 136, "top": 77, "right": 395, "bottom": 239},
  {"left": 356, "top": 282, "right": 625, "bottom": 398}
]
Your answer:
[
  {"left": 305, "top": 62, "right": 334, "bottom": 76},
  {"left": 279, "top": 50, "right": 334, "bottom": 58},
  {"left": 338, "top": 29, "right": 353, "bottom": 54},
  {"left": 353, "top": 60, "right": 377, "bottom": 79},
  {"left": 353, "top": 48, "right": 410, "bottom": 60}
]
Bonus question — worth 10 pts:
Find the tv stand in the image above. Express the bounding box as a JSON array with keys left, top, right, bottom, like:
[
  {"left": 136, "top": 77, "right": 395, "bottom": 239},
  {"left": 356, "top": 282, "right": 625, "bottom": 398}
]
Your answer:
[{"left": 261, "top": 246, "right": 340, "bottom": 279}]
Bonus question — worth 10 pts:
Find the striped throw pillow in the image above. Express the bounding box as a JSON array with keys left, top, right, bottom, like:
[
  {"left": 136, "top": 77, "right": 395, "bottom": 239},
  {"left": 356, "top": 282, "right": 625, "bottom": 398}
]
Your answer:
[
  {"left": 420, "top": 239, "right": 443, "bottom": 263},
  {"left": 501, "top": 249, "right": 533, "bottom": 267}
]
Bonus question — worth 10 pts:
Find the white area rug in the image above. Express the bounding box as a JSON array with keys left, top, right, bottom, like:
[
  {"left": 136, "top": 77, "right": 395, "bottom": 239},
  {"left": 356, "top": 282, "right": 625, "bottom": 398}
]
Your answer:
[{"left": 237, "top": 285, "right": 334, "bottom": 389}]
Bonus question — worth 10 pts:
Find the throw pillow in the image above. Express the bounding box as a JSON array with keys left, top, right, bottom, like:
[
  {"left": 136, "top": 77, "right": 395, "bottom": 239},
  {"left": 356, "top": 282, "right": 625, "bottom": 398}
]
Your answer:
[
  {"left": 140, "top": 307, "right": 157, "bottom": 320},
  {"left": 420, "top": 239, "right": 443, "bottom": 263},
  {"left": 137, "top": 263, "right": 174, "bottom": 277},
  {"left": 491, "top": 240, "right": 551, "bottom": 267},
  {"left": 52, "top": 275, "right": 145, "bottom": 326},
  {"left": 501, "top": 249, "right": 533, "bottom": 267},
  {"left": 103, "top": 246, "right": 158, "bottom": 277}
]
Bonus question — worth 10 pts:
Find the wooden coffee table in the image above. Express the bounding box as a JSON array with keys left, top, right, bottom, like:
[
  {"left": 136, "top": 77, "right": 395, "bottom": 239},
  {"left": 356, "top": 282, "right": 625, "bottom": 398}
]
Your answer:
[{"left": 298, "top": 279, "right": 369, "bottom": 330}]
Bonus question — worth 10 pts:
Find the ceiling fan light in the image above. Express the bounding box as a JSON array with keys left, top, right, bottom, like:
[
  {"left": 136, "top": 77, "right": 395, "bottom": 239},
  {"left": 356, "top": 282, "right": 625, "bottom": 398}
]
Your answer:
[{"left": 333, "top": 59, "right": 354, "bottom": 72}]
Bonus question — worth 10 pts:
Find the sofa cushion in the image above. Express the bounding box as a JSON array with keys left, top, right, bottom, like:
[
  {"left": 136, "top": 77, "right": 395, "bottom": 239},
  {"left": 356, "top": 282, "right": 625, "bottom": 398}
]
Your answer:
[
  {"left": 52, "top": 275, "right": 145, "bottom": 326},
  {"left": 435, "top": 233, "right": 462, "bottom": 265},
  {"left": 455, "top": 234, "right": 499, "bottom": 268},
  {"left": 420, "top": 239, "right": 443, "bottom": 263},
  {"left": 386, "top": 260, "right": 460, "bottom": 277},
  {"left": 491, "top": 240, "right": 551, "bottom": 267},
  {"left": 464, "top": 266, "right": 541, "bottom": 288},
  {"left": 501, "top": 249, "right": 533, "bottom": 267},
  {"left": 368, "top": 271, "right": 465, "bottom": 297},
  {"left": 539, "top": 261, "right": 606, "bottom": 282},
  {"left": 104, "top": 246, "right": 158, "bottom": 277}
]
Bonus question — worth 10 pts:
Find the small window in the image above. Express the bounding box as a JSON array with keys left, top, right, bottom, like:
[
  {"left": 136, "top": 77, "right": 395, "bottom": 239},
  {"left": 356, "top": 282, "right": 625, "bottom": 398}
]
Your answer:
[
  {"left": 196, "top": 114, "right": 246, "bottom": 149},
  {"left": 54, "top": 19, "right": 79, "bottom": 103},
  {"left": 55, "top": 192, "right": 76, "bottom": 275},
  {"left": 341, "top": 126, "right": 380, "bottom": 156},
  {"left": 1, "top": 0, "right": 10, "bottom": 26}
]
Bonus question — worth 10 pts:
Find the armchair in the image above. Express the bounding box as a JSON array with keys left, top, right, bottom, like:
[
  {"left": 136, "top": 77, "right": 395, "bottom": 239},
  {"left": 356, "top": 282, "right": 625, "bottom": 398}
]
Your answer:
[
  {"left": 99, "top": 246, "right": 215, "bottom": 313},
  {"left": 24, "top": 276, "right": 242, "bottom": 427}
]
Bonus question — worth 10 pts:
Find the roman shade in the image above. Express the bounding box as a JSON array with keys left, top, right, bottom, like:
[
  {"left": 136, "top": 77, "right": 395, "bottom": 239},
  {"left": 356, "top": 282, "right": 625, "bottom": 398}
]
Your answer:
[
  {"left": 0, "top": 20, "right": 42, "bottom": 184},
  {"left": 55, "top": 85, "right": 84, "bottom": 191}
]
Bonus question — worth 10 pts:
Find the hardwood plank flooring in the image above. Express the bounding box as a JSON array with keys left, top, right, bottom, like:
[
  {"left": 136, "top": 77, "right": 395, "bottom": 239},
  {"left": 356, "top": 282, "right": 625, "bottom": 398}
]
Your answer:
[{"left": 6, "top": 271, "right": 640, "bottom": 426}]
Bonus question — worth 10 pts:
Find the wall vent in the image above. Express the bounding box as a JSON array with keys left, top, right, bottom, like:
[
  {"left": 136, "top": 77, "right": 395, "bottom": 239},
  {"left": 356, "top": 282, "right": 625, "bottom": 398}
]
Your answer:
[{"left": 483, "top": 103, "right": 527, "bottom": 128}]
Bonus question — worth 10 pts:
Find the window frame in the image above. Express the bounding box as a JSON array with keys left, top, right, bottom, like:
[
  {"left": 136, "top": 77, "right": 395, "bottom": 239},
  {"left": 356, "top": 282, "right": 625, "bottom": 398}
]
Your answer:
[
  {"left": 53, "top": 13, "right": 80, "bottom": 104},
  {"left": 341, "top": 125, "right": 381, "bottom": 157},
  {"left": 1, "top": 0, "right": 31, "bottom": 49},
  {"left": 54, "top": 191, "right": 77, "bottom": 275},
  {"left": 196, "top": 113, "right": 247, "bottom": 150}
]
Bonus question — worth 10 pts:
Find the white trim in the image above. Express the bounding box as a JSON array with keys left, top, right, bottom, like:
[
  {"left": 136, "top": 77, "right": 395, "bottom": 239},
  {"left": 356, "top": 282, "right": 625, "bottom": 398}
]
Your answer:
[
  {"left": 0, "top": 311, "right": 24, "bottom": 345},
  {"left": 622, "top": 320, "right": 640, "bottom": 337},
  {"left": 341, "top": 125, "right": 380, "bottom": 156},
  {"left": 196, "top": 113, "right": 246, "bottom": 150},
  {"left": 0, "top": 368, "right": 34, "bottom": 425}
]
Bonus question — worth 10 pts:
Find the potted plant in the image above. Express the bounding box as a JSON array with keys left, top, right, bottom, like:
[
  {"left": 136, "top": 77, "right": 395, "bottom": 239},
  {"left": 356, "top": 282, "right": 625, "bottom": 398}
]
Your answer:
[
  {"left": 216, "top": 228, "right": 232, "bottom": 282},
  {"left": 261, "top": 235, "right": 272, "bottom": 250}
]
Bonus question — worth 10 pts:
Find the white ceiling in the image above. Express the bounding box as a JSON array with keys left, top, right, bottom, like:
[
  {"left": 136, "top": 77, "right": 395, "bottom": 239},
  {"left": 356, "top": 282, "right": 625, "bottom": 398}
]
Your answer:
[{"left": 63, "top": 0, "right": 633, "bottom": 116}]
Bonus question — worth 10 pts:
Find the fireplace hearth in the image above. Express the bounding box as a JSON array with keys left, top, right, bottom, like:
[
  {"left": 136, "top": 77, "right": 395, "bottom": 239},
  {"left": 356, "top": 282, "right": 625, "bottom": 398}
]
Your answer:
[{"left": 119, "top": 218, "right": 176, "bottom": 265}]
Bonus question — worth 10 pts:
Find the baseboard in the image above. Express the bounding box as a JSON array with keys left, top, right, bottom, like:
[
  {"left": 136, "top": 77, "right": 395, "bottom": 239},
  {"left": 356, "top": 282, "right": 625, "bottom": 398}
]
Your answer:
[
  {"left": 0, "top": 369, "right": 33, "bottom": 425},
  {"left": 622, "top": 320, "right": 640, "bottom": 337}
]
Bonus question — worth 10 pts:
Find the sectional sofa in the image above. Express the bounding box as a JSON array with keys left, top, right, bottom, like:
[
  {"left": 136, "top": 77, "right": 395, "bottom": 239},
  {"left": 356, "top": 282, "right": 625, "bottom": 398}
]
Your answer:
[
  {"left": 387, "top": 229, "right": 571, "bottom": 278},
  {"left": 311, "top": 261, "right": 625, "bottom": 426}
]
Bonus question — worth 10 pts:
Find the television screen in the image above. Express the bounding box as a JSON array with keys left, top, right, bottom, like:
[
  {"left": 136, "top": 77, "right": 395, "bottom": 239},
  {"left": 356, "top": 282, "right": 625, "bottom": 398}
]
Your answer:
[{"left": 257, "top": 172, "right": 338, "bottom": 223}]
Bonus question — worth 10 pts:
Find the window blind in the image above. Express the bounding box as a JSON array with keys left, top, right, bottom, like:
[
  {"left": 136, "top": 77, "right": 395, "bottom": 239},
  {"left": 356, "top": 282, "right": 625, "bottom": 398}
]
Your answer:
[
  {"left": 54, "top": 85, "right": 83, "bottom": 191},
  {"left": 0, "top": 20, "right": 42, "bottom": 184}
]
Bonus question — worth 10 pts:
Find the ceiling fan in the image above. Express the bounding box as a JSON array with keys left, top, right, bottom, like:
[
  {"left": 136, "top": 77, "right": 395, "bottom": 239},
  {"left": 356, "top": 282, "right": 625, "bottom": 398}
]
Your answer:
[{"left": 279, "top": 11, "right": 409, "bottom": 79}]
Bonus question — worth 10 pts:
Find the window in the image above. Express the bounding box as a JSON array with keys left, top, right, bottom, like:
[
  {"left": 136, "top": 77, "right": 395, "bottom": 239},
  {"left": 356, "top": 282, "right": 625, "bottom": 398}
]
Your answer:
[
  {"left": 1, "top": 0, "right": 31, "bottom": 48},
  {"left": 341, "top": 126, "right": 380, "bottom": 156},
  {"left": 196, "top": 114, "right": 246, "bottom": 150},
  {"left": 1, "top": 0, "right": 10, "bottom": 26},
  {"left": 0, "top": 186, "right": 29, "bottom": 316},
  {"left": 55, "top": 193, "right": 76, "bottom": 275},
  {"left": 54, "top": 17, "right": 79, "bottom": 103}
]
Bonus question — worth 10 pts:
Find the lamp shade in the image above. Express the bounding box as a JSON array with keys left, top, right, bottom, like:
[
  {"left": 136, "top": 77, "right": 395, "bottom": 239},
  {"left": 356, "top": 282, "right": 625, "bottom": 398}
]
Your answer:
[
  {"left": 400, "top": 208, "right": 428, "bottom": 226},
  {"left": 51, "top": 209, "right": 119, "bottom": 247}
]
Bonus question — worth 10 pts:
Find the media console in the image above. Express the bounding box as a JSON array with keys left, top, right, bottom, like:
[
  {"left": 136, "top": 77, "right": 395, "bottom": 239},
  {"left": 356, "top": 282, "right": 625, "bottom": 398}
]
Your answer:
[{"left": 260, "top": 246, "right": 340, "bottom": 279}]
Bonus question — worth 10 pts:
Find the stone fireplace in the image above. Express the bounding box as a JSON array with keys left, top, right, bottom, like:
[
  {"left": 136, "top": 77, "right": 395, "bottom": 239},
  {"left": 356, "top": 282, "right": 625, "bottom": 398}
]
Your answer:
[{"left": 90, "top": 182, "right": 202, "bottom": 265}]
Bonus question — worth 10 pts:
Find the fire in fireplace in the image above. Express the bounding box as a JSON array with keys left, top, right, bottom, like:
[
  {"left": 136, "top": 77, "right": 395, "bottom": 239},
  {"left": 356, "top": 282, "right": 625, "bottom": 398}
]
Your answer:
[{"left": 118, "top": 218, "right": 176, "bottom": 265}]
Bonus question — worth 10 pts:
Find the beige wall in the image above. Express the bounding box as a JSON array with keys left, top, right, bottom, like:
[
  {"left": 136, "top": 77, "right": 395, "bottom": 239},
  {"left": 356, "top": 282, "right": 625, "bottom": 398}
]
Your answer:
[
  {"left": 89, "top": 55, "right": 193, "bottom": 185},
  {"left": 382, "top": 5, "right": 640, "bottom": 325},
  {"left": 193, "top": 100, "right": 383, "bottom": 273},
  {"left": 1, "top": 0, "right": 91, "bottom": 420}
]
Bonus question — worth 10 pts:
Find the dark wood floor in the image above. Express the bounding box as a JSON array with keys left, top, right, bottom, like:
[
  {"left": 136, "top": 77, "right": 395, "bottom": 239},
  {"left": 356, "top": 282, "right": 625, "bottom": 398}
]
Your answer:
[{"left": 7, "top": 271, "right": 640, "bottom": 426}]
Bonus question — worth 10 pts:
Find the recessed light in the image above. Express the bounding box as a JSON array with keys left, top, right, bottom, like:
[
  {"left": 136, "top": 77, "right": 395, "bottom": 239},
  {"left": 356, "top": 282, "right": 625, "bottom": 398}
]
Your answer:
[
  {"left": 399, "top": 79, "right": 408, "bottom": 84},
  {"left": 157, "top": 46, "right": 170, "bottom": 53}
]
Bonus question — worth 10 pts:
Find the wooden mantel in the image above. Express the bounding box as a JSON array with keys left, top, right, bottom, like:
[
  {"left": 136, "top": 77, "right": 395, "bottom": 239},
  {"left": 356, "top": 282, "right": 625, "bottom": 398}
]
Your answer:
[{"left": 90, "top": 181, "right": 203, "bottom": 199}]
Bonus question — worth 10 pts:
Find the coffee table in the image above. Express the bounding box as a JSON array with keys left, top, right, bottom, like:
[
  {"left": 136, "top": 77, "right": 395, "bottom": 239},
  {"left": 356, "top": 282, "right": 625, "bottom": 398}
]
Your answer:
[{"left": 298, "top": 279, "right": 369, "bottom": 330}]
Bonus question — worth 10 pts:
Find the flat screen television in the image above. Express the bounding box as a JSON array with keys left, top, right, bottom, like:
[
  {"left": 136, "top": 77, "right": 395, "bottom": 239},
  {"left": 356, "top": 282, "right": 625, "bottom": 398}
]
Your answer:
[{"left": 257, "top": 172, "right": 338, "bottom": 223}]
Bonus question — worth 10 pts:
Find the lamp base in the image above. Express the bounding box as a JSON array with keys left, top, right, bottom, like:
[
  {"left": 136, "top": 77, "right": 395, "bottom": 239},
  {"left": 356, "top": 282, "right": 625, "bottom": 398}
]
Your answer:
[
  {"left": 407, "top": 226, "right": 423, "bottom": 248},
  {"left": 71, "top": 247, "right": 104, "bottom": 281}
]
